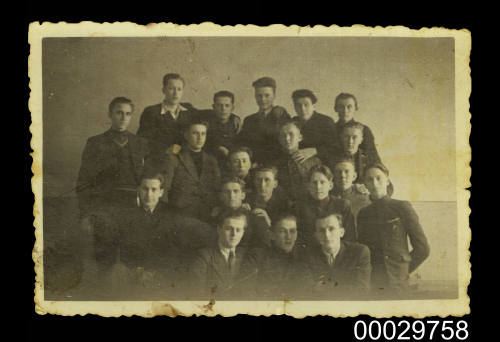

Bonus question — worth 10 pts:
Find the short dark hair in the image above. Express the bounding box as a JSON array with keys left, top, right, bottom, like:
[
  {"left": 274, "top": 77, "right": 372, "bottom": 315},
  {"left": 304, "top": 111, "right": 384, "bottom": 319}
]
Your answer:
[
  {"left": 253, "top": 165, "right": 278, "bottom": 179},
  {"left": 333, "top": 158, "right": 356, "bottom": 170},
  {"left": 272, "top": 213, "right": 298, "bottom": 229},
  {"left": 217, "top": 207, "right": 248, "bottom": 228},
  {"left": 308, "top": 164, "right": 334, "bottom": 182},
  {"left": 280, "top": 119, "right": 303, "bottom": 133},
  {"left": 162, "top": 73, "right": 185, "bottom": 87},
  {"left": 228, "top": 146, "right": 253, "bottom": 161},
  {"left": 182, "top": 117, "right": 210, "bottom": 133},
  {"left": 341, "top": 120, "right": 365, "bottom": 134},
  {"left": 221, "top": 176, "right": 246, "bottom": 192},
  {"left": 334, "top": 93, "right": 359, "bottom": 111},
  {"left": 252, "top": 77, "right": 276, "bottom": 91},
  {"left": 292, "top": 89, "right": 318, "bottom": 104},
  {"left": 139, "top": 171, "right": 166, "bottom": 189},
  {"left": 213, "top": 90, "right": 235, "bottom": 104},
  {"left": 108, "top": 97, "right": 134, "bottom": 113},
  {"left": 315, "top": 212, "right": 344, "bottom": 230}
]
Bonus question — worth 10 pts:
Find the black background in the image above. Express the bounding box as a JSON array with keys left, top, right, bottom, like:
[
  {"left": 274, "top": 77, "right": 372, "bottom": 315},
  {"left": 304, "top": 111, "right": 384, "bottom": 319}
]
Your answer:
[{"left": 23, "top": 2, "right": 474, "bottom": 341}]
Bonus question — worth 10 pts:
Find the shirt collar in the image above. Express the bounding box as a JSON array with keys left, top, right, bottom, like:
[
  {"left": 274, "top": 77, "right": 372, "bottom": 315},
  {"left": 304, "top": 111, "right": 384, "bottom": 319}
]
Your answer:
[
  {"left": 160, "top": 102, "right": 188, "bottom": 116},
  {"left": 322, "top": 245, "right": 340, "bottom": 261},
  {"left": 218, "top": 243, "right": 236, "bottom": 261}
]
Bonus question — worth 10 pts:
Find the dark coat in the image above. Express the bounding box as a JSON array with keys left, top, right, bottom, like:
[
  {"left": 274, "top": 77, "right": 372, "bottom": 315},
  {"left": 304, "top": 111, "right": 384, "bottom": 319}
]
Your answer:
[
  {"left": 357, "top": 196, "right": 430, "bottom": 289},
  {"left": 136, "top": 102, "right": 198, "bottom": 161},
  {"left": 336, "top": 119, "right": 381, "bottom": 163},
  {"left": 236, "top": 105, "right": 291, "bottom": 164},
  {"left": 190, "top": 245, "right": 259, "bottom": 299},
  {"left": 203, "top": 110, "right": 241, "bottom": 153},
  {"left": 293, "top": 111, "right": 340, "bottom": 164},
  {"left": 332, "top": 184, "right": 371, "bottom": 228},
  {"left": 256, "top": 243, "right": 313, "bottom": 299},
  {"left": 161, "top": 146, "right": 221, "bottom": 221},
  {"left": 76, "top": 129, "right": 149, "bottom": 217},
  {"left": 304, "top": 241, "right": 371, "bottom": 298},
  {"left": 297, "top": 195, "right": 357, "bottom": 245}
]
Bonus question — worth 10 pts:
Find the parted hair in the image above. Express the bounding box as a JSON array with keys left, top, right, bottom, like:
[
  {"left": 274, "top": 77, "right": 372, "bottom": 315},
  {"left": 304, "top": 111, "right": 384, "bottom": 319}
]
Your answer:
[
  {"left": 228, "top": 146, "right": 253, "bottom": 161},
  {"left": 162, "top": 73, "right": 185, "bottom": 87},
  {"left": 333, "top": 158, "right": 356, "bottom": 170},
  {"left": 217, "top": 207, "right": 249, "bottom": 228},
  {"left": 221, "top": 176, "right": 246, "bottom": 191},
  {"left": 334, "top": 93, "right": 359, "bottom": 111},
  {"left": 280, "top": 119, "right": 303, "bottom": 133},
  {"left": 292, "top": 89, "right": 318, "bottom": 104},
  {"left": 108, "top": 97, "right": 134, "bottom": 113},
  {"left": 308, "top": 164, "right": 334, "bottom": 182},
  {"left": 341, "top": 120, "right": 365, "bottom": 134},
  {"left": 213, "top": 90, "right": 235, "bottom": 104},
  {"left": 253, "top": 165, "right": 279, "bottom": 179},
  {"left": 182, "top": 117, "right": 210, "bottom": 133},
  {"left": 272, "top": 213, "right": 298, "bottom": 229},
  {"left": 139, "top": 171, "right": 166, "bottom": 189},
  {"left": 315, "top": 212, "right": 344, "bottom": 229}
]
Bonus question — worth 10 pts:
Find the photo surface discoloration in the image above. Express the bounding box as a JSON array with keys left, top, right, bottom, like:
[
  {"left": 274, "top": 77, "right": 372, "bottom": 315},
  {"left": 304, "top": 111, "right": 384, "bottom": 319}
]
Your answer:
[{"left": 29, "top": 22, "right": 471, "bottom": 317}]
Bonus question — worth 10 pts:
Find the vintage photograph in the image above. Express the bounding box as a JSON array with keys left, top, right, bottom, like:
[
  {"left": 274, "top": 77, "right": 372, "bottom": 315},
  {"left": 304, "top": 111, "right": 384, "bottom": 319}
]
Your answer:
[{"left": 29, "top": 23, "right": 471, "bottom": 317}]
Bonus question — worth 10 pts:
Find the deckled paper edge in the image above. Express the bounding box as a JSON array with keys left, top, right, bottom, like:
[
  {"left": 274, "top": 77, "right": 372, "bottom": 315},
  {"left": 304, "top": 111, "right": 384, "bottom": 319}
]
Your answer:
[{"left": 28, "top": 22, "right": 471, "bottom": 318}]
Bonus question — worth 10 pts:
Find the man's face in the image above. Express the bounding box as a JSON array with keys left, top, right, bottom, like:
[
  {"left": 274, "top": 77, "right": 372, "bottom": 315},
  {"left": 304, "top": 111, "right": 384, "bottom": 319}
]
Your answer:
[
  {"left": 364, "top": 167, "right": 389, "bottom": 199},
  {"left": 334, "top": 162, "right": 358, "bottom": 191},
  {"left": 314, "top": 215, "right": 344, "bottom": 253},
  {"left": 138, "top": 179, "right": 164, "bottom": 210},
  {"left": 162, "top": 79, "right": 184, "bottom": 105},
  {"left": 220, "top": 182, "right": 246, "bottom": 209},
  {"left": 213, "top": 96, "right": 234, "bottom": 121},
  {"left": 254, "top": 86, "right": 275, "bottom": 111},
  {"left": 293, "top": 97, "right": 315, "bottom": 121},
  {"left": 273, "top": 218, "right": 298, "bottom": 253},
  {"left": 308, "top": 172, "right": 333, "bottom": 201},
  {"left": 229, "top": 152, "right": 251, "bottom": 178},
  {"left": 335, "top": 97, "right": 357, "bottom": 122},
  {"left": 218, "top": 217, "right": 246, "bottom": 249},
  {"left": 341, "top": 127, "right": 363, "bottom": 155},
  {"left": 109, "top": 103, "right": 133, "bottom": 132},
  {"left": 254, "top": 170, "right": 278, "bottom": 199},
  {"left": 184, "top": 124, "right": 207, "bottom": 151},
  {"left": 279, "top": 123, "right": 302, "bottom": 154}
]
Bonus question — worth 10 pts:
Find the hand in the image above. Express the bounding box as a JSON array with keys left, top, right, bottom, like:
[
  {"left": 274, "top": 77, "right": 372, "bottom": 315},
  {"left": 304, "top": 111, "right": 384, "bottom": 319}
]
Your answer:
[
  {"left": 251, "top": 208, "right": 271, "bottom": 227},
  {"left": 167, "top": 144, "right": 182, "bottom": 155},
  {"left": 218, "top": 146, "right": 229, "bottom": 157},
  {"left": 292, "top": 148, "right": 317, "bottom": 164},
  {"left": 211, "top": 206, "right": 222, "bottom": 218},
  {"left": 241, "top": 203, "right": 252, "bottom": 211}
]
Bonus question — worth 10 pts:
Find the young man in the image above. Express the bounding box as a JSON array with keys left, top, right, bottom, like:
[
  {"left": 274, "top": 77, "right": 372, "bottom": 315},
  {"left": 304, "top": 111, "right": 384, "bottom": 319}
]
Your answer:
[
  {"left": 334, "top": 93, "right": 380, "bottom": 162},
  {"left": 277, "top": 121, "right": 323, "bottom": 206},
  {"left": 223, "top": 146, "right": 254, "bottom": 191},
  {"left": 332, "top": 158, "right": 371, "bottom": 223},
  {"left": 77, "top": 97, "right": 150, "bottom": 218},
  {"left": 190, "top": 209, "right": 259, "bottom": 300},
  {"left": 137, "top": 73, "right": 198, "bottom": 163},
  {"left": 305, "top": 213, "right": 371, "bottom": 298},
  {"left": 297, "top": 165, "right": 356, "bottom": 245},
  {"left": 291, "top": 89, "right": 340, "bottom": 164},
  {"left": 256, "top": 214, "right": 312, "bottom": 299},
  {"left": 237, "top": 77, "right": 291, "bottom": 164},
  {"left": 161, "top": 118, "right": 221, "bottom": 222},
  {"left": 358, "top": 163, "right": 430, "bottom": 291},
  {"left": 204, "top": 90, "right": 242, "bottom": 165},
  {"left": 331, "top": 121, "right": 381, "bottom": 183}
]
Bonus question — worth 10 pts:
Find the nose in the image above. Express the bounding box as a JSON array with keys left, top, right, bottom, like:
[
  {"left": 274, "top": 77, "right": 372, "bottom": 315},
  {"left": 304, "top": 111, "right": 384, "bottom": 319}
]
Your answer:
[{"left": 229, "top": 229, "right": 235, "bottom": 237}]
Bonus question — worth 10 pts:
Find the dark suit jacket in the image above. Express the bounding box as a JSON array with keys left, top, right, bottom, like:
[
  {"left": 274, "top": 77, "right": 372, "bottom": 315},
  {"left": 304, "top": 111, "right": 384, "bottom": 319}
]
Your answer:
[
  {"left": 297, "top": 195, "right": 357, "bottom": 245},
  {"left": 357, "top": 196, "right": 430, "bottom": 289},
  {"left": 76, "top": 130, "right": 149, "bottom": 217},
  {"left": 293, "top": 111, "right": 339, "bottom": 164},
  {"left": 136, "top": 102, "right": 198, "bottom": 161},
  {"left": 305, "top": 241, "right": 371, "bottom": 298},
  {"left": 161, "top": 146, "right": 221, "bottom": 221},
  {"left": 190, "top": 245, "right": 259, "bottom": 299},
  {"left": 236, "top": 105, "right": 291, "bottom": 164}
]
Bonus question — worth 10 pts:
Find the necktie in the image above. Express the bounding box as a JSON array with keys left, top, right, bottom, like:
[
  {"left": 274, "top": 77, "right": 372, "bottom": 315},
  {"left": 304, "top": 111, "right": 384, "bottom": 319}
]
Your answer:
[
  {"left": 327, "top": 253, "right": 335, "bottom": 266},
  {"left": 228, "top": 250, "right": 235, "bottom": 270}
]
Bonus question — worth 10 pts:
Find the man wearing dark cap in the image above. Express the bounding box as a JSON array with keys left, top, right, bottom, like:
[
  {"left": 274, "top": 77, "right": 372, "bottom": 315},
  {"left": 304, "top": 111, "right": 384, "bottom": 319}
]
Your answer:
[
  {"left": 237, "top": 77, "right": 291, "bottom": 165},
  {"left": 136, "top": 73, "right": 198, "bottom": 165}
]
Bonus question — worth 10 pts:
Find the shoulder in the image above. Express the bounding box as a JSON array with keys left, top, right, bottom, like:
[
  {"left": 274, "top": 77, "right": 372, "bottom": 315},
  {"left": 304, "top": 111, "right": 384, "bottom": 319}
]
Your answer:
[
  {"left": 314, "top": 112, "right": 335, "bottom": 124},
  {"left": 142, "top": 104, "right": 162, "bottom": 114},
  {"left": 271, "top": 105, "right": 289, "bottom": 118},
  {"left": 230, "top": 113, "right": 241, "bottom": 124},
  {"left": 243, "top": 112, "right": 259, "bottom": 122},
  {"left": 180, "top": 102, "right": 197, "bottom": 111},
  {"left": 86, "top": 131, "right": 111, "bottom": 145},
  {"left": 344, "top": 241, "right": 370, "bottom": 257},
  {"left": 203, "top": 151, "right": 219, "bottom": 164},
  {"left": 331, "top": 196, "right": 351, "bottom": 209}
]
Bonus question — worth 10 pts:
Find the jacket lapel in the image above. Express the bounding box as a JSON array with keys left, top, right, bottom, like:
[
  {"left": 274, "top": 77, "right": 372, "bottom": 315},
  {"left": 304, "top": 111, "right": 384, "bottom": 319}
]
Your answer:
[{"left": 178, "top": 148, "right": 200, "bottom": 181}]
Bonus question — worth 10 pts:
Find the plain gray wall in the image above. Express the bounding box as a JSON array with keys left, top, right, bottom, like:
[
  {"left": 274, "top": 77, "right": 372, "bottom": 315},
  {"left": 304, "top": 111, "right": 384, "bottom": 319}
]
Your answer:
[{"left": 41, "top": 36, "right": 457, "bottom": 286}]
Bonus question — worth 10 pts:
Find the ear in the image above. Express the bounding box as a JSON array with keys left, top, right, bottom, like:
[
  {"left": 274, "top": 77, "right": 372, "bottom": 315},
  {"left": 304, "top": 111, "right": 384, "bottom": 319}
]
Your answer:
[
  {"left": 212, "top": 103, "right": 216, "bottom": 110},
  {"left": 241, "top": 192, "right": 246, "bottom": 201},
  {"left": 352, "top": 171, "right": 358, "bottom": 182},
  {"left": 339, "top": 227, "right": 345, "bottom": 238},
  {"left": 159, "top": 188, "right": 165, "bottom": 198},
  {"left": 298, "top": 132, "right": 303, "bottom": 143},
  {"left": 273, "top": 179, "right": 278, "bottom": 189},
  {"left": 328, "top": 180, "right": 334, "bottom": 191}
]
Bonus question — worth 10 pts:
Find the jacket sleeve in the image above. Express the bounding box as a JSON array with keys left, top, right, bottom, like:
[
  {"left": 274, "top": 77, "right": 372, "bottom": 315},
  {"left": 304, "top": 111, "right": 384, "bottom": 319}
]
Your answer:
[
  {"left": 76, "top": 138, "right": 96, "bottom": 217},
  {"left": 189, "top": 251, "right": 209, "bottom": 295},
  {"left": 318, "top": 117, "right": 340, "bottom": 162},
  {"left": 136, "top": 108, "right": 155, "bottom": 141},
  {"left": 342, "top": 199, "right": 357, "bottom": 242},
  {"left": 361, "top": 125, "right": 381, "bottom": 163},
  {"left": 161, "top": 153, "right": 178, "bottom": 203},
  {"left": 402, "top": 201, "right": 430, "bottom": 273}
]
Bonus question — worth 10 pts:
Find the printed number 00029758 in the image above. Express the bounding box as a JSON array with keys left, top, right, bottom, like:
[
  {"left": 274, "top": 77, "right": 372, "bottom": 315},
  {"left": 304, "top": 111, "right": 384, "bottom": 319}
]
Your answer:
[{"left": 354, "top": 320, "right": 469, "bottom": 340}]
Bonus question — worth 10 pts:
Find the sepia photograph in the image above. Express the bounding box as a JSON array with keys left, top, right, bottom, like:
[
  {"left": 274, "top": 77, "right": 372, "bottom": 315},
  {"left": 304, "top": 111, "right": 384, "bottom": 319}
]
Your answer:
[{"left": 29, "top": 23, "right": 471, "bottom": 317}]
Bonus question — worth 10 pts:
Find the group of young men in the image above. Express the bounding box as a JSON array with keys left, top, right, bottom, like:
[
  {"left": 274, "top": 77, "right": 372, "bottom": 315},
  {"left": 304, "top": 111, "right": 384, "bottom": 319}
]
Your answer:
[{"left": 76, "top": 74, "right": 430, "bottom": 300}]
